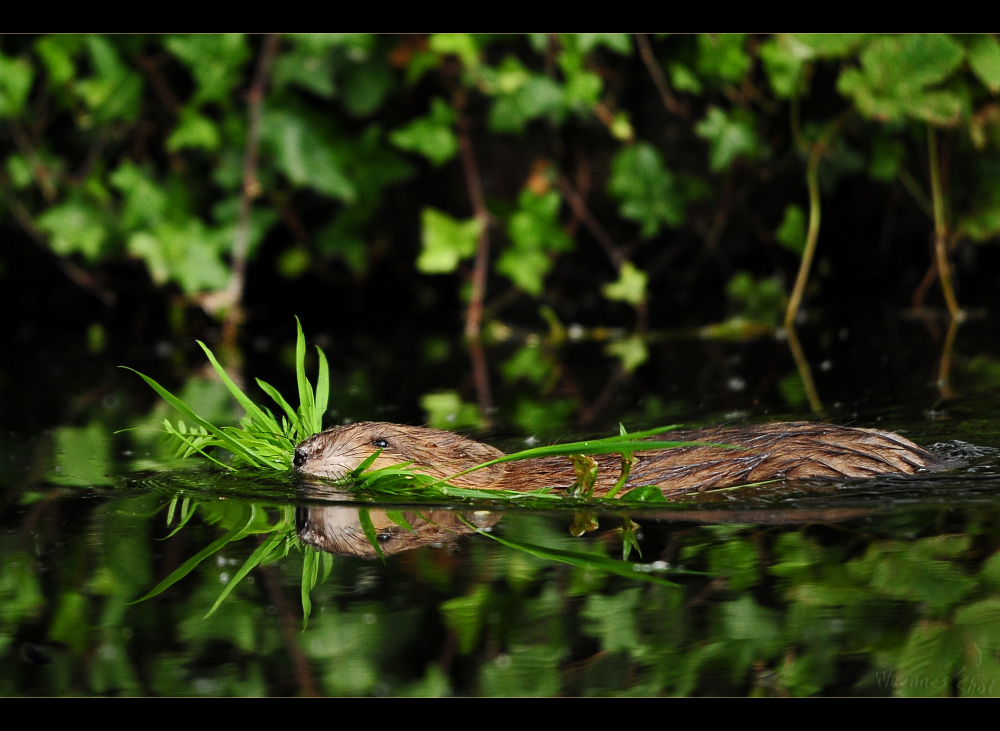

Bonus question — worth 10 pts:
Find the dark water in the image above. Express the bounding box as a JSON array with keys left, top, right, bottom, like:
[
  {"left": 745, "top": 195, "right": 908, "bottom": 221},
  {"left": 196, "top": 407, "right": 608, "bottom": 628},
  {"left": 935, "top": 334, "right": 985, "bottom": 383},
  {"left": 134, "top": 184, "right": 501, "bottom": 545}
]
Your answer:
[{"left": 4, "top": 308, "right": 1000, "bottom": 696}]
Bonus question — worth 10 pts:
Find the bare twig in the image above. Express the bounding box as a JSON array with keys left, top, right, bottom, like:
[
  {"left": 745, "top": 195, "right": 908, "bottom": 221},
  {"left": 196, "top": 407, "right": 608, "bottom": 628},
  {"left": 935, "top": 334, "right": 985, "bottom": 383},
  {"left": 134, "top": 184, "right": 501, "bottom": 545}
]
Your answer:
[
  {"left": 201, "top": 33, "right": 280, "bottom": 341},
  {"left": 0, "top": 174, "right": 116, "bottom": 306},
  {"left": 137, "top": 53, "right": 183, "bottom": 118},
  {"left": 635, "top": 34, "right": 687, "bottom": 120},
  {"left": 783, "top": 110, "right": 851, "bottom": 330},
  {"left": 454, "top": 97, "right": 495, "bottom": 421},
  {"left": 928, "top": 126, "right": 962, "bottom": 320},
  {"left": 8, "top": 121, "right": 57, "bottom": 203},
  {"left": 558, "top": 175, "right": 624, "bottom": 271}
]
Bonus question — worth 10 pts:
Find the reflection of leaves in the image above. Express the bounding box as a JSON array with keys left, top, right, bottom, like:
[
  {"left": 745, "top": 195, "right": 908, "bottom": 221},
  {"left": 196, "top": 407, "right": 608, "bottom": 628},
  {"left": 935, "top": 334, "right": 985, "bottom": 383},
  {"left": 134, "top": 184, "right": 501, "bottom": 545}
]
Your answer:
[
  {"left": 441, "top": 584, "right": 490, "bottom": 655},
  {"left": 605, "top": 335, "right": 648, "bottom": 374},
  {"left": 848, "top": 536, "right": 975, "bottom": 615},
  {"left": 602, "top": 261, "right": 648, "bottom": 306},
  {"left": 582, "top": 588, "right": 643, "bottom": 654},
  {"left": 727, "top": 271, "right": 785, "bottom": 327},
  {"left": 48, "top": 422, "right": 113, "bottom": 486}
]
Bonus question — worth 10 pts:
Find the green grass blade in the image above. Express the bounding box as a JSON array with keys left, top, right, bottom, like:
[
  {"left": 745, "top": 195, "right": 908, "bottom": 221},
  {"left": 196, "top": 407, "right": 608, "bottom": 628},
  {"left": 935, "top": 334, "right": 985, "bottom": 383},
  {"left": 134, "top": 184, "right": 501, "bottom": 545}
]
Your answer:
[
  {"left": 205, "top": 527, "right": 289, "bottom": 617},
  {"left": 358, "top": 509, "right": 385, "bottom": 562},
  {"left": 465, "top": 521, "right": 680, "bottom": 588},
  {"left": 313, "top": 345, "right": 329, "bottom": 435},
  {"left": 385, "top": 511, "right": 414, "bottom": 531},
  {"left": 132, "top": 503, "right": 255, "bottom": 604},
  {"left": 256, "top": 378, "right": 299, "bottom": 428},
  {"left": 196, "top": 341, "right": 282, "bottom": 435},
  {"left": 301, "top": 546, "right": 319, "bottom": 629},
  {"left": 122, "top": 367, "right": 269, "bottom": 469},
  {"left": 163, "top": 420, "right": 233, "bottom": 470},
  {"left": 294, "top": 317, "right": 315, "bottom": 429}
]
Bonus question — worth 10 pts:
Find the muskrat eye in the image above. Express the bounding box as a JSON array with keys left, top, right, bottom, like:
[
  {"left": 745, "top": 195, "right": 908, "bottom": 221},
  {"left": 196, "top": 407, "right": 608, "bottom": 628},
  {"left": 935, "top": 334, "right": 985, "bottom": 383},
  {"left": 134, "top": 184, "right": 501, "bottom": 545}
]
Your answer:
[
  {"left": 372, "top": 438, "right": 389, "bottom": 449},
  {"left": 376, "top": 533, "right": 391, "bottom": 542}
]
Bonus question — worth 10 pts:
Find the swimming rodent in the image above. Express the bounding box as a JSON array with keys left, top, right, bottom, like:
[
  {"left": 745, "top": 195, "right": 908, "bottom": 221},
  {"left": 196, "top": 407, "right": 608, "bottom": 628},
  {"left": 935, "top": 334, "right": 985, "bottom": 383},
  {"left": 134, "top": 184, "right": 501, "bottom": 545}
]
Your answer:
[{"left": 293, "top": 421, "right": 948, "bottom": 496}]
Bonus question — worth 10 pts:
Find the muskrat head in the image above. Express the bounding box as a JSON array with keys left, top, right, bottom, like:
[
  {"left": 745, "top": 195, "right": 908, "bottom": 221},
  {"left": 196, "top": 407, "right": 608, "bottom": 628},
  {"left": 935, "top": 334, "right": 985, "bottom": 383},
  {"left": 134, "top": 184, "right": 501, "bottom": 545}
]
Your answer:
[{"left": 293, "top": 422, "right": 507, "bottom": 488}]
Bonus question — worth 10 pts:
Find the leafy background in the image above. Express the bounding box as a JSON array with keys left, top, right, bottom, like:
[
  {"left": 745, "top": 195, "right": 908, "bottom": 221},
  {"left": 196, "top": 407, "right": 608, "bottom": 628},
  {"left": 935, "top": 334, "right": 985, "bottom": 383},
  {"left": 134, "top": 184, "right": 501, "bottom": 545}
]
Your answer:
[{"left": 5, "top": 34, "right": 1000, "bottom": 696}]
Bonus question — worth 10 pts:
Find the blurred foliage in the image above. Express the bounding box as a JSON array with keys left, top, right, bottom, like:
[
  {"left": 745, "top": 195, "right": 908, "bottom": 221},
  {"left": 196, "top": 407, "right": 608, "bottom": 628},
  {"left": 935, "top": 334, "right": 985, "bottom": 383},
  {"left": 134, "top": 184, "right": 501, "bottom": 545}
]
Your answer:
[
  {"left": 5, "top": 32, "right": 1000, "bottom": 336},
  {"left": 3, "top": 480, "right": 1000, "bottom": 696}
]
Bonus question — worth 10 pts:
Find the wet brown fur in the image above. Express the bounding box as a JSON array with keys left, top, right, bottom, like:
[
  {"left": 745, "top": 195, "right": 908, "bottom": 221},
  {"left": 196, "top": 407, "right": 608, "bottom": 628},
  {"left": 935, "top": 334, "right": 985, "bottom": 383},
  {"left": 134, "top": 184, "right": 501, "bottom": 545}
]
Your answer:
[{"left": 294, "top": 421, "right": 947, "bottom": 496}]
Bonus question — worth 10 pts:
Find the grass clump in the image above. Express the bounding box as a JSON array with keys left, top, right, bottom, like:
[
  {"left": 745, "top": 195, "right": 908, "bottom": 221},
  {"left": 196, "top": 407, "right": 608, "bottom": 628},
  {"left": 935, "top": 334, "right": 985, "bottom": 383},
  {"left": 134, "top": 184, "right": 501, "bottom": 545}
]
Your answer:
[{"left": 123, "top": 317, "right": 328, "bottom": 472}]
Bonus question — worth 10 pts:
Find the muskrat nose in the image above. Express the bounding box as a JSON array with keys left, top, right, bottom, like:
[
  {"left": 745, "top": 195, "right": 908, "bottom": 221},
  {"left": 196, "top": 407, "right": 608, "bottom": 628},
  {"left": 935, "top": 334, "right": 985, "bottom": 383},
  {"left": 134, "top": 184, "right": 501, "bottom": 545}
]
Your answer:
[{"left": 293, "top": 447, "right": 308, "bottom": 470}]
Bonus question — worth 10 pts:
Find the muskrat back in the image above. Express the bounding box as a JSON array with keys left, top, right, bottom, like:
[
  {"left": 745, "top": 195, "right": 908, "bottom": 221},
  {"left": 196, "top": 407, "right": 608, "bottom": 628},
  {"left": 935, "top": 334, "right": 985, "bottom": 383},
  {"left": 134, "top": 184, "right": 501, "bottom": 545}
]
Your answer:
[{"left": 294, "top": 421, "right": 948, "bottom": 496}]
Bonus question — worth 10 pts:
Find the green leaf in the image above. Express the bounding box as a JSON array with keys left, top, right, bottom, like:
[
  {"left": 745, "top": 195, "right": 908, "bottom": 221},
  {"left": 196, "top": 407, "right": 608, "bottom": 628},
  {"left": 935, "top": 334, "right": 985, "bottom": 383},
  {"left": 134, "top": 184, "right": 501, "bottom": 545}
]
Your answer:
[
  {"left": 0, "top": 52, "right": 35, "bottom": 119},
  {"left": 575, "top": 34, "right": 632, "bottom": 56},
  {"left": 76, "top": 36, "right": 143, "bottom": 123},
  {"left": 429, "top": 34, "right": 480, "bottom": 69},
  {"left": 775, "top": 205, "right": 807, "bottom": 256},
  {"left": 127, "top": 221, "right": 231, "bottom": 294},
  {"left": 668, "top": 62, "right": 702, "bottom": 93},
  {"left": 261, "top": 108, "right": 358, "bottom": 202},
  {"left": 695, "top": 106, "right": 767, "bottom": 172},
  {"left": 869, "top": 135, "right": 907, "bottom": 182},
  {"left": 109, "top": 162, "right": 167, "bottom": 231},
  {"left": 358, "top": 509, "right": 385, "bottom": 561},
  {"left": 608, "top": 142, "right": 686, "bottom": 237},
  {"left": 622, "top": 484, "right": 667, "bottom": 503},
  {"left": 165, "top": 34, "right": 251, "bottom": 106},
  {"left": 488, "top": 59, "right": 564, "bottom": 134},
  {"left": 605, "top": 336, "right": 649, "bottom": 374},
  {"left": 837, "top": 34, "right": 965, "bottom": 125},
  {"left": 167, "top": 107, "right": 221, "bottom": 152},
  {"left": 497, "top": 189, "right": 573, "bottom": 295},
  {"left": 36, "top": 197, "right": 110, "bottom": 261},
  {"left": 417, "top": 208, "right": 480, "bottom": 273},
  {"left": 967, "top": 34, "right": 1000, "bottom": 93},
  {"left": 389, "top": 97, "right": 458, "bottom": 167},
  {"left": 758, "top": 37, "right": 805, "bottom": 98},
  {"left": 696, "top": 34, "right": 750, "bottom": 84},
  {"left": 441, "top": 585, "right": 490, "bottom": 654},
  {"left": 602, "top": 261, "right": 648, "bottom": 306},
  {"left": 132, "top": 503, "right": 257, "bottom": 604},
  {"left": 341, "top": 57, "right": 394, "bottom": 117}
]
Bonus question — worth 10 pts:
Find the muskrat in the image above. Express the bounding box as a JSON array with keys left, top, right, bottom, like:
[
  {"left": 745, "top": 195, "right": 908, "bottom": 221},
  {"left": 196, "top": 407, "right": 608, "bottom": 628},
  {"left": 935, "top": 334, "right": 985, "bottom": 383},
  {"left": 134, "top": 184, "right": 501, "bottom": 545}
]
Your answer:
[{"left": 293, "top": 421, "right": 948, "bottom": 496}]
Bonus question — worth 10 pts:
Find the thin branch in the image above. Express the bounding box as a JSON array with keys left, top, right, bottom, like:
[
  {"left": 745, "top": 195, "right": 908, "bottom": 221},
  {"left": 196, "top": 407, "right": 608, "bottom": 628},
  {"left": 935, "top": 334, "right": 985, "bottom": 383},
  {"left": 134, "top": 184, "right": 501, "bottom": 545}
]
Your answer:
[
  {"left": 557, "top": 175, "right": 624, "bottom": 271},
  {"left": 454, "top": 97, "right": 494, "bottom": 420},
  {"left": 784, "top": 110, "right": 851, "bottom": 330},
  {"left": 928, "top": 126, "right": 962, "bottom": 320},
  {"left": 0, "top": 174, "right": 116, "bottom": 306},
  {"left": 137, "top": 53, "right": 183, "bottom": 118},
  {"left": 635, "top": 34, "right": 686, "bottom": 120},
  {"left": 8, "top": 121, "right": 57, "bottom": 203},
  {"left": 201, "top": 33, "right": 280, "bottom": 340}
]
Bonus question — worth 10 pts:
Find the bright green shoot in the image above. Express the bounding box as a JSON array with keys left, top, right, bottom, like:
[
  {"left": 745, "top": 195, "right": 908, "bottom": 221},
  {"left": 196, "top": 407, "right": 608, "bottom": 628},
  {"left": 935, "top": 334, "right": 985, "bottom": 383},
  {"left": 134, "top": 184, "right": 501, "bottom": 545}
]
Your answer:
[{"left": 124, "top": 317, "right": 329, "bottom": 471}]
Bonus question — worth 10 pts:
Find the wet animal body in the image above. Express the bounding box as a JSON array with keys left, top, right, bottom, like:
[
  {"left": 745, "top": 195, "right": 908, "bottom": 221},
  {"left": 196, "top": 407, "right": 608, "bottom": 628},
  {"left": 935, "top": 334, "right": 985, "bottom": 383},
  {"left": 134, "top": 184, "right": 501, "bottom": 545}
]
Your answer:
[{"left": 293, "top": 421, "right": 947, "bottom": 496}]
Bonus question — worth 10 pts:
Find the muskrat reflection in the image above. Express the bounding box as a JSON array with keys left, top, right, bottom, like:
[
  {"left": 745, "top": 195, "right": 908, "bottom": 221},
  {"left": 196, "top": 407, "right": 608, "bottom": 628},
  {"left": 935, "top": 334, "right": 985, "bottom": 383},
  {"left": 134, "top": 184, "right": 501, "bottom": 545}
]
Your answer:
[
  {"left": 296, "top": 504, "right": 500, "bottom": 559},
  {"left": 295, "top": 421, "right": 948, "bottom": 496}
]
